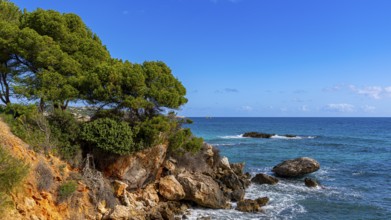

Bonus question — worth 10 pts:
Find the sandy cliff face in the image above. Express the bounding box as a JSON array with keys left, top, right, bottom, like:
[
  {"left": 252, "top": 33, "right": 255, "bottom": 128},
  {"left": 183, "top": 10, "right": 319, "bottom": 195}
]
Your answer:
[{"left": 0, "top": 119, "right": 96, "bottom": 220}]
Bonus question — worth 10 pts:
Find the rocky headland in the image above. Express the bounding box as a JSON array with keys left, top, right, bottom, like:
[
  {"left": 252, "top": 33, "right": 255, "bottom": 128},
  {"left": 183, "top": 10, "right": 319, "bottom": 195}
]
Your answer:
[{"left": 0, "top": 118, "right": 322, "bottom": 219}]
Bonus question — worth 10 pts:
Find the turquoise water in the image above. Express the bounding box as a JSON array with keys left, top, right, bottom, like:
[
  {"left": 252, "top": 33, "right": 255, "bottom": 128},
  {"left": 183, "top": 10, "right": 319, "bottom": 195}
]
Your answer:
[{"left": 185, "top": 118, "right": 391, "bottom": 220}]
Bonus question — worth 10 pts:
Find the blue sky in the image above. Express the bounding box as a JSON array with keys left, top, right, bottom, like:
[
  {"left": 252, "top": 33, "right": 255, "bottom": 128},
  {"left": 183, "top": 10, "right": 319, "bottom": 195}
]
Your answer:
[{"left": 12, "top": 0, "right": 391, "bottom": 117}]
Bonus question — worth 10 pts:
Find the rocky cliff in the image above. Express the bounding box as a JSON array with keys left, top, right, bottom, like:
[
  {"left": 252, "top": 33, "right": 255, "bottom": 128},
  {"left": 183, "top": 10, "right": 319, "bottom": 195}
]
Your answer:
[{"left": 0, "top": 118, "right": 252, "bottom": 220}]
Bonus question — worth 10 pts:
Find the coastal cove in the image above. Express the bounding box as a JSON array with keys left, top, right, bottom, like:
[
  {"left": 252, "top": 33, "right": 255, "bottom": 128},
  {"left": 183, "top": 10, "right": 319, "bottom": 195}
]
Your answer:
[{"left": 186, "top": 117, "right": 391, "bottom": 219}]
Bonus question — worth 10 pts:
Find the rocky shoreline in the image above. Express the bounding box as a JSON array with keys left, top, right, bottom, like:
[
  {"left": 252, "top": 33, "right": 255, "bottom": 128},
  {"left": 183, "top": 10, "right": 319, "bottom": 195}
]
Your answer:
[
  {"left": 0, "top": 118, "right": 321, "bottom": 219},
  {"left": 100, "top": 144, "right": 321, "bottom": 220}
]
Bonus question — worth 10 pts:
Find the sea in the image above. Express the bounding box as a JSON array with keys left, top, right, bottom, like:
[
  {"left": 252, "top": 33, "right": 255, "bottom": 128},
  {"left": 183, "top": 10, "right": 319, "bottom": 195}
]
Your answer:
[{"left": 184, "top": 117, "right": 391, "bottom": 220}]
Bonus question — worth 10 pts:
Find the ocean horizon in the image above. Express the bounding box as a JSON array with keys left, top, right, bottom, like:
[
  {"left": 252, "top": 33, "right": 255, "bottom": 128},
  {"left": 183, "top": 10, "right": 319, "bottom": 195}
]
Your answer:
[{"left": 185, "top": 117, "right": 391, "bottom": 219}]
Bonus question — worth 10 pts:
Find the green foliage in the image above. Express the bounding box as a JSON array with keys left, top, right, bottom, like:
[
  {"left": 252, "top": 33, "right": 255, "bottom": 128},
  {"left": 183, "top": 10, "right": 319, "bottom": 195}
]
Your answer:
[
  {"left": 0, "top": 145, "right": 29, "bottom": 211},
  {"left": 143, "top": 61, "right": 188, "bottom": 110},
  {"left": 0, "top": 145, "right": 29, "bottom": 192},
  {"left": 0, "top": 104, "right": 52, "bottom": 152},
  {"left": 0, "top": 1, "right": 201, "bottom": 167},
  {"left": 58, "top": 180, "right": 77, "bottom": 202},
  {"left": 47, "top": 109, "right": 81, "bottom": 162},
  {"left": 168, "top": 128, "right": 203, "bottom": 154},
  {"left": 134, "top": 115, "right": 171, "bottom": 148},
  {"left": 80, "top": 118, "right": 135, "bottom": 155}
]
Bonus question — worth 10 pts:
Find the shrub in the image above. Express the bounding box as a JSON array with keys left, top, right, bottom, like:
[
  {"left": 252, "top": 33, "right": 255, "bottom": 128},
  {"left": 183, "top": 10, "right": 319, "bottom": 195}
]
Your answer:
[
  {"left": 80, "top": 118, "right": 135, "bottom": 155},
  {"left": 35, "top": 162, "right": 54, "bottom": 191},
  {"left": 168, "top": 128, "right": 203, "bottom": 154},
  {"left": 1, "top": 104, "right": 53, "bottom": 152},
  {"left": 0, "top": 146, "right": 29, "bottom": 211},
  {"left": 47, "top": 109, "right": 82, "bottom": 163},
  {"left": 0, "top": 146, "right": 29, "bottom": 193},
  {"left": 58, "top": 180, "right": 77, "bottom": 203},
  {"left": 134, "top": 115, "right": 171, "bottom": 148}
]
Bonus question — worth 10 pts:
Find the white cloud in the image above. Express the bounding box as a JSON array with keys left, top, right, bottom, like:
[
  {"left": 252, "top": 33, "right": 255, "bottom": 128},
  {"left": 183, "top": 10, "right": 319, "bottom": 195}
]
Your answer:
[
  {"left": 348, "top": 85, "right": 391, "bottom": 99},
  {"left": 225, "top": 88, "right": 239, "bottom": 93},
  {"left": 300, "top": 105, "right": 309, "bottom": 112},
  {"left": 349, "top": 85, "right": 383, "bottom": 99},
  {"left": 361, "top": 105, "right": 376, "bottom": 113},
  {"left": 324, "top": 103, "right": 355, "bottom": 112},
  {"left": 240, "top": 106, "right": 253, "bottom": 112},
  {"left": 322, "top": 84, "right": 344, "bottom": 92}
]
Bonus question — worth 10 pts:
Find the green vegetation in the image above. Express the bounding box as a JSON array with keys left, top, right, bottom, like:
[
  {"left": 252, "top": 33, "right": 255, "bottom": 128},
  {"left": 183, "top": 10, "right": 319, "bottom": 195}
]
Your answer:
[
  {"left": 58, "top": 180, "right": 77, "bottom": 203},
  {"left": 0, "top": 0, "right": 203, "bottom": 168},
  {"left": 80, "top": 118, "right": 135, "bottom": 155},
  {"left": 0, "top": 145, "right": 29, "bottom": 211}
]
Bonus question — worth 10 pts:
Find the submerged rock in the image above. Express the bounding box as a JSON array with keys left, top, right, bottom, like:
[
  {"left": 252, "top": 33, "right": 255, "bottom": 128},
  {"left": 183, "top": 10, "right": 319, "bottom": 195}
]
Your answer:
[
  {"left": 272, "top": 157, "right": 320, "bottom": 177},
  {"left": 304, "top": 178, "right": 318, "bottom": 187},
  {"left": 251, "top": 173, "right": 279, "bottom": 185}
]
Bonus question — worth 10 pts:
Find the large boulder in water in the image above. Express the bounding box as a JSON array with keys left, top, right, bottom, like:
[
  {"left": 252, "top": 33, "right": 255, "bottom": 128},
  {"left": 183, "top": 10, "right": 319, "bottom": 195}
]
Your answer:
[
  {"left": 243, "top": 132, "right": 274, "bottom": 138},
  {"left": 272, "top": 157, "right": 320, "bottom": 177},
  {"left": 251, "top": 173, "right": 279, "bottom": 185},
  {"left": 177, "top": 171, "right": 229, "bottom": 209},
  {"left": 235, "top": 197, "right": 269, "bottom": 212}
]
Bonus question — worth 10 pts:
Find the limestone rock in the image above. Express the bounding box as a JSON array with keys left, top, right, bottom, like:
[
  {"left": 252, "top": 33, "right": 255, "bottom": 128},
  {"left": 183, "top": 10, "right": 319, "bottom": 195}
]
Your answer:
[
  {"left": 304, "top": 178, "right": 318, "bottom": 187},
  {"left": 113, "top": 180, "right": 128, "bottom": 197},
  {"left": 159, "top": 175, "right": 185, "bottom": 201},
  {"left": 230, "top": 163, "right": 245, "bottom": 176},
  {"left": 107, "top": 205, "right": 144, "bottom": 220},
  {"left": 177, "top": 172, "right": 229, "bottom": 209},
  {"left": 272, "top": 157, "right": 320, "bottom": 177},
  {"left": 104, "top": 144, "right": 168, "bottom": 189},
  {"left": 142, "top": 183, "right": 160, "bottom": 207},
  {"left": 236, "top": 199, "right": 260, "bottom": 212},
  {"left": 236, "top": 197, "right": 269, "bottom": 213},
  {"left": 218, "top": 171, "right": 245, "bottom": 201},
  {"left": 256, "top": 197, "right": 269, "bottom": 206},
  {"left": 251, "top": 173, "right": 279, "bottom": 185},
  {"left": 220, "top": 157, "right": 231, "bottom": 170},
  {"left": 24, "top": 197, "right": 36, "bottom": 210}
]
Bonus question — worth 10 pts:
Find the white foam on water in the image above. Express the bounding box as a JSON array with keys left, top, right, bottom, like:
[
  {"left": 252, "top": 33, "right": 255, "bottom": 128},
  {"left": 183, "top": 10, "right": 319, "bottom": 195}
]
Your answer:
[
  {"left": 271, "top": 135, "right": 302, "bottom": 140},
  {"left": 219, "top": 134, "right": 245, "bottom": 139},
  {"left": 212, "top": 143, "right": 236, "bottom": 146},
  {"left": 189, "top": 167, "right": 362, "bottom": 220},
  {"left": 271, "top": 135, "right": 317, "bottom": 140}
]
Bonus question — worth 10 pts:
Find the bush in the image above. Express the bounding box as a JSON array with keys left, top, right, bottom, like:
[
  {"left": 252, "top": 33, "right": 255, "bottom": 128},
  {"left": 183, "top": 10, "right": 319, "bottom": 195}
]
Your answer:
[
  {"left": 0, "top": 146, "right": 29, "bottom": 211},
  {"left": 58, "top": 180, "right": 77, "bottom": 203},
  {"left": 0, "top": 104, "right": 53, "bottom": 152},
  {"left": 168, "top": 128, "right": 203, "bottom": 154},
  {"left": 47, "top": 109, "right": 82, "bottom": 163},
  {"left": 35, "top": 162, "right": 53, "bottom": 191},
  {"left": 134, "top": 115, "right": 171, "bottom": 148},
  {"left": 80, "top": 118, "right": 135, "bottom": 155},
  {"left": 0, "top": 146, "right": 29, "bottom": 193}
]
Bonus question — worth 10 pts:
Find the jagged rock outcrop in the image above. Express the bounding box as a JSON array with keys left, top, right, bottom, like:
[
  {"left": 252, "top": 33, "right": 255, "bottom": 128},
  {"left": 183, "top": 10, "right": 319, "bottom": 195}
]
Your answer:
[
  {"left": 158, "top": 175, "right": 185, "bottom": 201},
  {"left": 251, "top": 173, "right": 279, "bottom": 185},
  {"left": 105, "top": 205, "right": 144, "bottom": 220},
  {"left": 272, "top": 157, "right": 320, "bottom": 177},
  {"left": 235, "top": 197, "right": 269, "bottom": 212},
  {"left": 177, "top": 171, "right": 229, "bottom": 209},
  {"left": 103, "top": 144, "right": 168, "bottom": 189}
]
